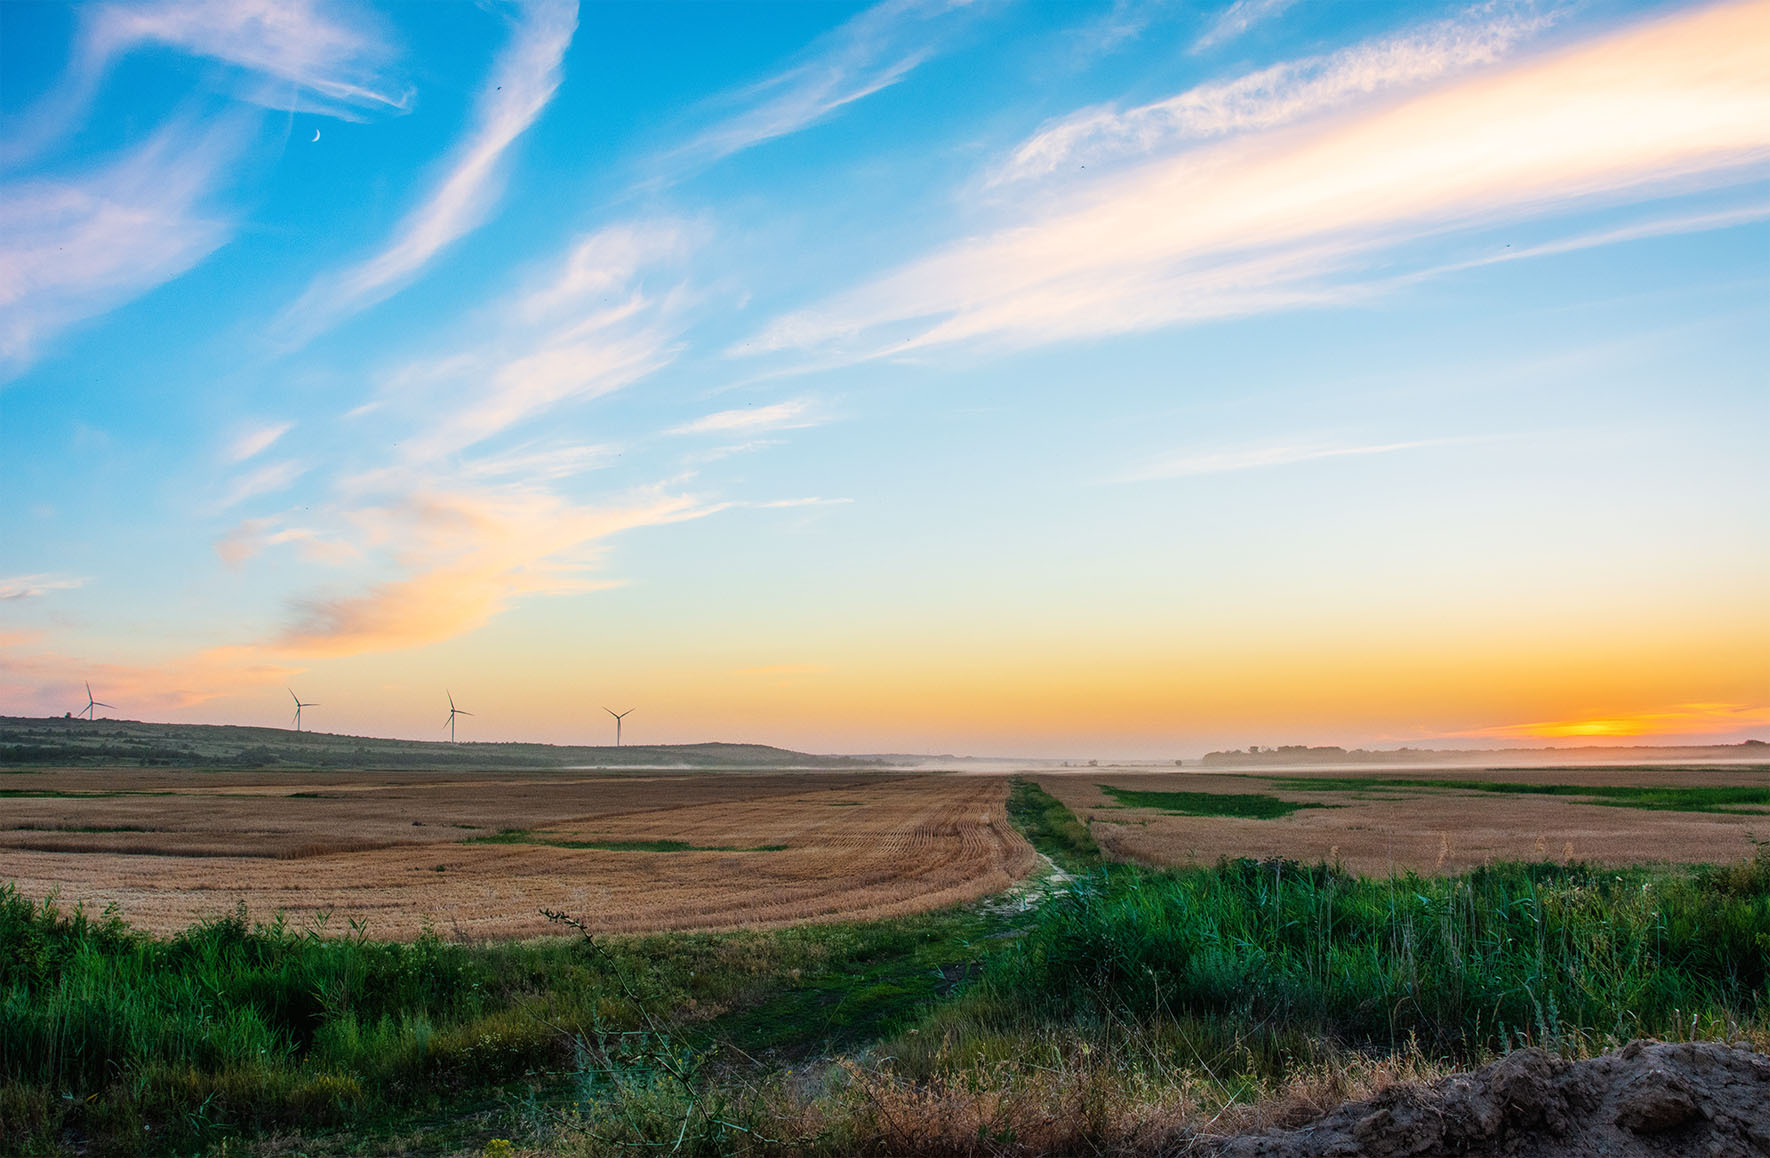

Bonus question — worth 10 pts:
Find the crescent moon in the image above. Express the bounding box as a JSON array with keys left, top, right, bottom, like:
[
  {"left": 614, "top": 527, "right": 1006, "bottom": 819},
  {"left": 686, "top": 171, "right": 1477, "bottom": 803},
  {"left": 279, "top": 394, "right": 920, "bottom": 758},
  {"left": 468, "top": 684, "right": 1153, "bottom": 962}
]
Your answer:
[{"left": 311, "top": 129, "right": 321, "bottom": 143}]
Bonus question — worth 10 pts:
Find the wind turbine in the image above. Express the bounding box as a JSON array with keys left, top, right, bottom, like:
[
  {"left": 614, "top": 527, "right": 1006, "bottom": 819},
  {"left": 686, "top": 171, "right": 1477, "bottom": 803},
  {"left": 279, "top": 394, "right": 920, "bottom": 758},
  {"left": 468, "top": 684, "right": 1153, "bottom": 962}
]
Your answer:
[
  {"left": 79, "top": 682, "right": 113, "bottom": 720},
  {"left": 289, "top": 688, "right": 317, "bottom": 732},
  {"left": 443, "top": 690, "right": 473, "bottom": 743},
  {"left": 604, "top": 707, "right": 633, "bottom": 747}
]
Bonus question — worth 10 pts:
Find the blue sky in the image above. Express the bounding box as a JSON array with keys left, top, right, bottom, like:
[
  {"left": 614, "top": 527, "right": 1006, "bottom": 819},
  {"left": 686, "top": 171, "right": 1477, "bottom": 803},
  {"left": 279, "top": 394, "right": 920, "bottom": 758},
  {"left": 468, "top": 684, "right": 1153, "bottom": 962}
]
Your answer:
[{"left": 1, "top": 0, "right": 1766, "bottom": 756}]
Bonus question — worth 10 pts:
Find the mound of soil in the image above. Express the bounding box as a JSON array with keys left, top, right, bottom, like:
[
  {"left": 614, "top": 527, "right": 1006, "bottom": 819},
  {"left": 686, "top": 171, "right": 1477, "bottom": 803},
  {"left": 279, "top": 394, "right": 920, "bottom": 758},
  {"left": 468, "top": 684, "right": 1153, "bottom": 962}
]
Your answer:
[{"left": 1220, "top": 1040, "right": 1770, "bottom": 1157}]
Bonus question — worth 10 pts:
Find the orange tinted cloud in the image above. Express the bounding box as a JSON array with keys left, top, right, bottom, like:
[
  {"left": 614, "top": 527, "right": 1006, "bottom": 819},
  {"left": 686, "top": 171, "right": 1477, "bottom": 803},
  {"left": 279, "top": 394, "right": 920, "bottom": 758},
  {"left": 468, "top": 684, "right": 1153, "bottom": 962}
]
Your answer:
[{"left": 280, "top": 486, "right": 716, "bottom": 656}]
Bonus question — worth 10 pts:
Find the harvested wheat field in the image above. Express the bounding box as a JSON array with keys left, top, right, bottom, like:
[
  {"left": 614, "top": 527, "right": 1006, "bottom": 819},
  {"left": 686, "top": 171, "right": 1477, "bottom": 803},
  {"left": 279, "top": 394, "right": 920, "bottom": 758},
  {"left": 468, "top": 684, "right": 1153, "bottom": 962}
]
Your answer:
[
  {"left": 1037, "top": 764, "right": 1770, "bottom": 874},
  {"left": 0, "top": 768, "right": 1034, "bottom": 937}
]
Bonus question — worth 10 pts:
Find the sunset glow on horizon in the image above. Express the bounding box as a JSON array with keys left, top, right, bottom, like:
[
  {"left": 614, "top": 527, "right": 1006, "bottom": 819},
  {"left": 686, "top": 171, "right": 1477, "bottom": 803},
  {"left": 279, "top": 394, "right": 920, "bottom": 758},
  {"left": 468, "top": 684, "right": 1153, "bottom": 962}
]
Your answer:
[{"left": 2, "top": 0, "right": 1765, "bottom": 757}]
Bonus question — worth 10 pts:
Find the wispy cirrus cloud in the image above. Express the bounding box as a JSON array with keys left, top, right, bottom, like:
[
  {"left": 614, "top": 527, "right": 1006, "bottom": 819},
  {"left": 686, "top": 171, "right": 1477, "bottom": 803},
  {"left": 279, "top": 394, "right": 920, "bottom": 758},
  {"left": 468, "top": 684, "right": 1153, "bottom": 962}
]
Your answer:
[
  {"left": 208, "top": 219, "right": 712, "bottom": 660},
  {"left": 995, "top": 3, "right": 1554, "bottom": 186},
  {"left": 749, "top": 0, "right": 1770, "bottom": 362},
  {"left": 374, "top": 220, "right": 695, "bottom": 464},
  {"left": 279, "top": 0, "right": 579, "bottom": 340},
  {"left": 1192, "top": 0, "right": 1302, "bottom": 54},
  {"left": 85, "top": 0, "right": 407, "bottom": 116},
  {"left": 213, "top": 459, "right": 308, "bottom": 511},
  {"left": 0, "top": 574, "right": 89, "bottom": 601},
  {"left": 214, "top": 517, "right": 357, "bottom": 567},
  {"left": 1119, "top": 436, "right": 1486, "bottom": 482},
  {"left": 223, "top": 421, "right": 293, "bottom": 464},
  {"left": 0, "top": 120, "right": 241, "bottom": 377},
  {"left": 668, "top": 399, "right": 823, "bottom": 437},
  {"left": 458, "top": 441, "right": 617, "bottom": 482},
  {"left": 658, "top": 0, "right": 984, "bottom": 176},
  {"left": 3, "top": 0, "right": 405, "bottom": 166}
]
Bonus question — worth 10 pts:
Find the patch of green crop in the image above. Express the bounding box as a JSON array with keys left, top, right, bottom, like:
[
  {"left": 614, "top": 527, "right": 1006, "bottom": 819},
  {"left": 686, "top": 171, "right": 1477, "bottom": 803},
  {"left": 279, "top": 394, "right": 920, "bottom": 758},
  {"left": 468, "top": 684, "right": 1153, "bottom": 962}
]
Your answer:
[
  {"left": 1101, "top": 785, "right": 1333, "bottom": 819},
  {"left": 1269, "top": 777, "right": 1770, "bottom": 814},
  {"left": 1007, "top": 779, "right": 1101, "bottom": 870},
  {"left": 0, "top": 789, "right": 154, "bottom": 798}
]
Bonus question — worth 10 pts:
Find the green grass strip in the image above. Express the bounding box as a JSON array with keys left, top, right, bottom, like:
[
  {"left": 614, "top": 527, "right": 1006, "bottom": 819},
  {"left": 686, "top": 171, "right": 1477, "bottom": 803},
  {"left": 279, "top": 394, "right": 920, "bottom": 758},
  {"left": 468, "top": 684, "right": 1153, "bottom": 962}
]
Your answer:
[
  {"left": 1007, "top": 779, "right": 1102, "bottom": 870},
  {"left": 1269, "top": 777, "right": 1770, "bottom": 814},
  {"left": 1101, "top": 785, "right": 1333, "bottom": 819}
]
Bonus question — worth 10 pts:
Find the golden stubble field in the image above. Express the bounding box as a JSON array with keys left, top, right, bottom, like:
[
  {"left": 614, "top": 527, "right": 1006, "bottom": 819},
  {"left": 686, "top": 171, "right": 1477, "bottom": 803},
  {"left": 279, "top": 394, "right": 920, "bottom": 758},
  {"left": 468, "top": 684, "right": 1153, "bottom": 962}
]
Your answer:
[
  {"left": 1038, "top": 764, "right": 1770, "bottom": 874},
  {"left": 0, "top": 768, "right": 1036, "bottom": 938}
]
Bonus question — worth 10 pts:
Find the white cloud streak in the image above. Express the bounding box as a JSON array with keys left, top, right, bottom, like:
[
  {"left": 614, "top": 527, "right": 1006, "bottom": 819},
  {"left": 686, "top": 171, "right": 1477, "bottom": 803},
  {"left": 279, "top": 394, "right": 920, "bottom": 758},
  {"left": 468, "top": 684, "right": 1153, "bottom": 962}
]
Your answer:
[
  {"left": 214, "top": 518, "right": 357, "bottom": 567},
  {"left": 348, "top": 223, "right": 704, "bottom": 466},
  {"left": 996, "top": 3, "right": 1554, "bottom": 186},
  {"left": 362, "top": 219, "right": 694, "bottom": 465},
  {"left": 0, "top": 574, "right": 89, "bottom": 601},
  {"left": 279, "top": 0, "right": 579, "bottom": 340},
  {"left": 214, "top": 459, "right": 308, "bottom": 511},
  {"left": 659, "top": 0, "right": 976, "bottom": 174},
  {"left": 459, "top": 442, "right": 618, "bottom": 481},
  {"left": 86, "top": 0, "right": 407, "bottom": 116},
  {"left": 1193, "top": 0, "right": 1302, "bottom": 53},
  {"left": 0, "top": 121, "right": 240, "bottom": 376},
  {"left": 669, "top": 399, "right": 821, "bottom": 436},
  {"left": 224, "top": 421, "right": 293, "bottom": 464},
  {"left": 2, "top": 0, "right": 405, "bottom": 166},
  {"left": 750, "top": 0, "right": 1770, "bottom": 361},
  {"left": 231, "top": 218, "right": 708, "bottom": 660}
]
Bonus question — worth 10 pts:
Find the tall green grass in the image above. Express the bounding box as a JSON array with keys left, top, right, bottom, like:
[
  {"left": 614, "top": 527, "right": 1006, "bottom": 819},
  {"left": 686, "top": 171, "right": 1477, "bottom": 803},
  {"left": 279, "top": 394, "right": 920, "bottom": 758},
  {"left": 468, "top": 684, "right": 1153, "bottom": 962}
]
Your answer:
[
  {"left": 7, "top": 835, "right": 1770, "bottom": 1154},
  {"left": 0, "top": 886, "right": 997, "bottom": 1155},
  {"left": 981, "top": 851, "right": 1770, "bottom": 1057}
]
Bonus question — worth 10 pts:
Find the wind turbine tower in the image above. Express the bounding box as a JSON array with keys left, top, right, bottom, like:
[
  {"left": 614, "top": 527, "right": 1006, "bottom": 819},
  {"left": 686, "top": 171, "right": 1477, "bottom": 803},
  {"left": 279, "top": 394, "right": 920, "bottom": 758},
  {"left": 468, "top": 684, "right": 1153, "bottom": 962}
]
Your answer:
[
  {"left": 288, "top": 688, "right": 317, "bottom": 733},
  {"left": 604, "top": 707, "right": 633, "bottom": 747},
  {"left": 444, "top": 690, "right": 473, "bottom": 743},
  {"left": 79, "top": 682, "right": 113, "bottom": 721}
]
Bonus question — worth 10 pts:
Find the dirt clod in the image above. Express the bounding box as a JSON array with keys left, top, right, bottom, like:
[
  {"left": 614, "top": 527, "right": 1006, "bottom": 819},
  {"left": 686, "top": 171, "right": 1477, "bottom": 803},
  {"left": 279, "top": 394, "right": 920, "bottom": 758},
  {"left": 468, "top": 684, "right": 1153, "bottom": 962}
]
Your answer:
[{"left": 1218, "top": 1041, "right": 1770, "bottom": 1157}]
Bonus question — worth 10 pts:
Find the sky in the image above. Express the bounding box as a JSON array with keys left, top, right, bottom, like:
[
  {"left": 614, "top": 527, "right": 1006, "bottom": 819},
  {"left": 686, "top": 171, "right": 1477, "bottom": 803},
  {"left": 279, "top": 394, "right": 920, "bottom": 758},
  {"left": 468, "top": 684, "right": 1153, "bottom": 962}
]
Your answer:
[{"left": 0, "top": 0, "right": 1765, "bottom": 759}]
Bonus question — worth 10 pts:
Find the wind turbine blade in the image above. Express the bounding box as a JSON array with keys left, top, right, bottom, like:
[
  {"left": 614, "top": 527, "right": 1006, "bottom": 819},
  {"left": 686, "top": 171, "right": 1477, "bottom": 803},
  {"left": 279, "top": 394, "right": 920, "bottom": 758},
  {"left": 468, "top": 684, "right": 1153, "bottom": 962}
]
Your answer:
[
  {"left": 94, "top": 701, "right": 114, "bottom": 708},
  {"left": 448, "top": 690, "right": 456, "bottom": 710},
  {"left": 289, "top": 688, "right": 300, "bottom": 705},
  {"left": 458, "top": 710, "right": 474, "bottom": 716},
  {"left": 86, "top": 681, "right": 93, "bottom": 698},
  {"left": 604, "top": 707, "right": 617, "bottom": 717}
]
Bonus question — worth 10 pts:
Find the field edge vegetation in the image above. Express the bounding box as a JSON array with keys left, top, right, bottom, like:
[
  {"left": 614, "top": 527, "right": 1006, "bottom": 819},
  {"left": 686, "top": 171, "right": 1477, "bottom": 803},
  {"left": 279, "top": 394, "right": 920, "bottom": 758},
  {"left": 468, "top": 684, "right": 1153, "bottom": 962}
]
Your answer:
[{"left": 3, "top": 787, "right": 1769, "bottom": 1156}]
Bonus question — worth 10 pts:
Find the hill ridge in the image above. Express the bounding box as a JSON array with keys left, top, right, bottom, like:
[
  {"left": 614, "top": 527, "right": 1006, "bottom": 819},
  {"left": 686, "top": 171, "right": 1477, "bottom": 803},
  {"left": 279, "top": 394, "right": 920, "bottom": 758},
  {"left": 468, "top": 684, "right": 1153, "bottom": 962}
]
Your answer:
[{"left": 0, "top": 715, "right": 879, "bottom": 770}]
